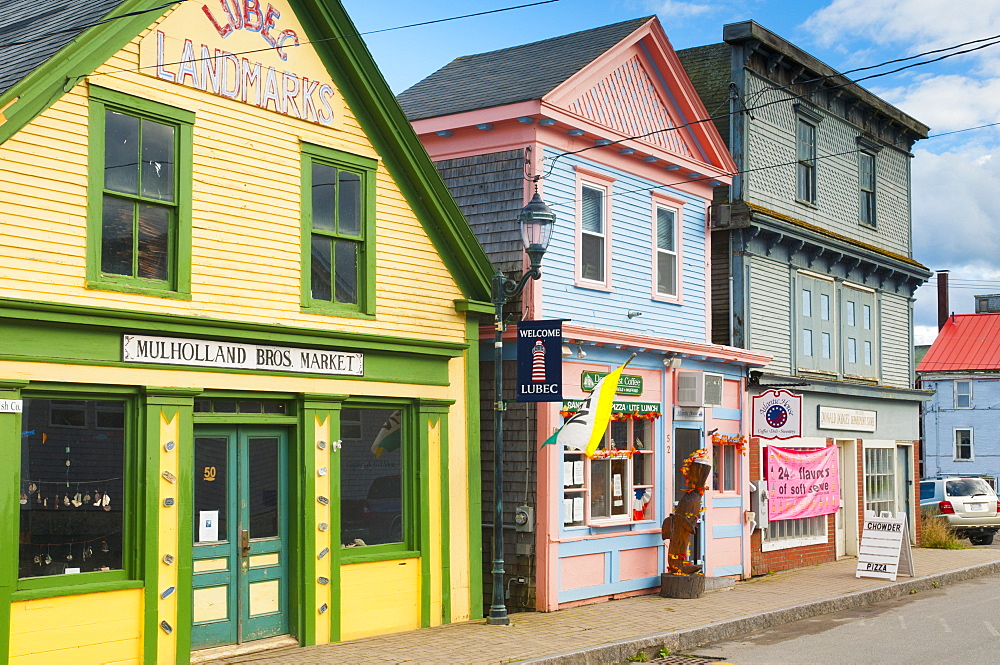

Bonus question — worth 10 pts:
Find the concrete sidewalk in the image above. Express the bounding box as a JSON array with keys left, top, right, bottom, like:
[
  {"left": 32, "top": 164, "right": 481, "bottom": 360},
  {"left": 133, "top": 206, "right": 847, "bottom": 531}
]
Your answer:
[{"left": 208, "top": 548, "right": 1000, "bottom": 664}]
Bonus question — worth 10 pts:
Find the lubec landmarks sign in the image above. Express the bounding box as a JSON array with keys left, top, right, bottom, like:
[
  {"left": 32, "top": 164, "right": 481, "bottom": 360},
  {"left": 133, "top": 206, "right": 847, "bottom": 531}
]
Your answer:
[
  {"left": 123, "top": 334, "right": 363, "bottom": 375},
  {"left": 139, "top": 0, "right": 341, "bottom": 127}
]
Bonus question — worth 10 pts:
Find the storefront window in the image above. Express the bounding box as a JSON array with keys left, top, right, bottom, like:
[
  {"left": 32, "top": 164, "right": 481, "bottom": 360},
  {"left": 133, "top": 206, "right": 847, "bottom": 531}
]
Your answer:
[
  {"left": 562, "top": 416, "right": 656, "bottom": 526},
  {"left": 339, "top": 408, "right": 404, "bottom": 546},
  {"left": 19, "top": 398, "right": 126, "bottom": 578}
]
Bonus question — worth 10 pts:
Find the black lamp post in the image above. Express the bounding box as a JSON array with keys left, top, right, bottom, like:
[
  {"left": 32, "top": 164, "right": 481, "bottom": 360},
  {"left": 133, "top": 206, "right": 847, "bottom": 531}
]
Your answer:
[{"left": 488, "top": 190, "right": 555, "bottom": 625}]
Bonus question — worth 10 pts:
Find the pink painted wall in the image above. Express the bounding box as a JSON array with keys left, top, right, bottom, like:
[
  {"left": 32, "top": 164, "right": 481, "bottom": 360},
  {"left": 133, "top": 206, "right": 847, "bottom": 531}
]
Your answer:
[
  {"left": 560, "top": 553, "right": 606, "bottom": 590},
  {"left": 619, "top": 547, "right": 661, "bottom": 582}
]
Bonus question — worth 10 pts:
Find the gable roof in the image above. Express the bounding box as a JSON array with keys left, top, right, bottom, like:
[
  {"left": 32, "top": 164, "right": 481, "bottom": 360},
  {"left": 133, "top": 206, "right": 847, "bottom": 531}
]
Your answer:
[
  {"left": 0, "top": 0, "right": 493, "bottom": 302},
  {"left": 397, "top": 17, "right": 654, "bottom": 121},
  {"left": 917, "top": 313, "right": 1000, "bottom": 372},
  {"left": 0, "top": 0, "right": 124, "bottom": 96}
]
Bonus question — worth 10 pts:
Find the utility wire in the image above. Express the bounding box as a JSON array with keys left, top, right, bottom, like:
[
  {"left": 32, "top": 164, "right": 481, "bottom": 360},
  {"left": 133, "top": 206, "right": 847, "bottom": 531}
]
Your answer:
[{"left": 86, "top": 0, "right": 558, "bottom": 77}]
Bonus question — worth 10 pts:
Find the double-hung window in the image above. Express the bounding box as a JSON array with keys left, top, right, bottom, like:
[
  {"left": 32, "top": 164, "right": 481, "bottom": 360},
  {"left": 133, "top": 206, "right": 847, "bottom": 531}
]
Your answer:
[
  {"left": 796, "top": 118, "right": 817, "bottom": 203},
  {"left": 301, "top": 144, "right": 377, "bottom": 316},
  {"left": 654, "top": 203, "right": 679, "bottom": 298},
  {"left": 954, "top": 429, "right": 974, "bottom": 461},
  {"left": 88, "top": 86, "right": 193, "bottom": 297},
  {"left": 859, "top": 151, "right": 876, "bottom": 226},
  {"left": 580, "top": 184, "right": 607, "bottom": 284},
  {"left": 955, "top": 381, "right": 972, "bottom": 408}
]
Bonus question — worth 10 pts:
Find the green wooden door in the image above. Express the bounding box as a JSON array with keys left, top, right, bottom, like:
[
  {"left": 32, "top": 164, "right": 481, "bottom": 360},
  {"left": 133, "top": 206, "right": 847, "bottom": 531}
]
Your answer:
[{"left": 191, "top": 427, "right": 289, "bottom": 649}]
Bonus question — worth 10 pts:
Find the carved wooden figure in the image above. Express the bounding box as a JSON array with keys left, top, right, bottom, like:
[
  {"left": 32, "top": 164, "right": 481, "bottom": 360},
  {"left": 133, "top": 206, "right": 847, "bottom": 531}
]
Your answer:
[{"left": 661, "top": 455, "right": 711, "bottom": 575}]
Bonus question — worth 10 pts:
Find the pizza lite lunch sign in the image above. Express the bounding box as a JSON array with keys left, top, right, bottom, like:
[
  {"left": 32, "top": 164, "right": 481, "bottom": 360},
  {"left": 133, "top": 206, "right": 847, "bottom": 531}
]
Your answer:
[{"left": 752, "top": 389, "right": 802, "bottom": 439}]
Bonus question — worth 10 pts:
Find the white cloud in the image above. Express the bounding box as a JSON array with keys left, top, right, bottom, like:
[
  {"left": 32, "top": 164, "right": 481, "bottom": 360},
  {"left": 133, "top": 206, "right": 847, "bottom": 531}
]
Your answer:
[
  {"left": 649, "top": 0, "right": 716, "bottom": 19},
  {"left": 914, "top": 325, "right": 938, "bottom": 345},
  {"left": 802, "top": 0, "right": 1000, "bottom": 55},
  {"left": 875, "top": 75, "right": 1000, "bottom": 132}
]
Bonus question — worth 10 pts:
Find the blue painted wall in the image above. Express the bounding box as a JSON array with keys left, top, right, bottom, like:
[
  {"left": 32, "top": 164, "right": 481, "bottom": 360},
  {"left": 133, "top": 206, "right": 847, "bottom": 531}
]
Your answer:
[
  {"left": 922, "top": 377, "right": 1000, "bottom": 480},
  {"left": 540, "top": 149, "right": 709, "bottom": 343}
]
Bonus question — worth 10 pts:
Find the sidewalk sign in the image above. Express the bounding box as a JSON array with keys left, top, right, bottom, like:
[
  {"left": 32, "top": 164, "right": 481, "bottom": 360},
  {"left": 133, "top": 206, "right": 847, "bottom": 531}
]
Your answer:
[{"left": 856, "top": 510, "right": 914, "bottom": 581}]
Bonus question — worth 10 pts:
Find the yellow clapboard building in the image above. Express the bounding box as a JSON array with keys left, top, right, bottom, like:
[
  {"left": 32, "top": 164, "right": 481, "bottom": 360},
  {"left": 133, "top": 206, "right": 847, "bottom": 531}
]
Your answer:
[{"left": 0, "top": 1, "right": 493, "bottom": 662}]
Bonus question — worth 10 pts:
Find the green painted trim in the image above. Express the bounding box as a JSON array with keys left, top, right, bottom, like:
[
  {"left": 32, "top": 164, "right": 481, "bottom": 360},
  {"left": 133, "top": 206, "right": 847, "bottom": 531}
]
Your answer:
[
  {"left": 299, "top": 143, "right": 379, "bottom": 318},
  {"left": 0, "top": 297, "right": 467, "bottom": 355},
  {"left": 338, "top": 548, "right": 421, "bottom": 564},
  {"left": 142, "top": 396, "right": 163, "bottom": 665},
  {"left": 10, "top": 579, "right": 145, "bottom": 601},
  {"left": 416, "top": 409, "right": 432, "bottom": 628},
  {"left": 454, "top": 299, "right": 493, "bottom": 315},
  {"left": 438, "top": 413, "right": 451, "bottom": 625},
  {"left": 289, "top": 0, "right": 493, "bottom": 302},
  {"left": 15, "top": 569, "right": 129, "bottom": 591},
  {"left": 193, "top": 414, "right": 299, "bottom": 425},
  {"left": 0, "top": 390, "right": 23, "bottom": 661},
  {"left": 326, "top": 404, "right": 343, "bottom": 644},
  {"left": 85, "top": 86, "right": 194, "bottom": 300},
  {"left": 174, "top": 404, "right": 195, "bottom": 663},
  {"left": 464, "top": 317, "right": 484, "bottom": 620},
  {"left": 0, "top": 0, "right": 174, "bottom": 144}
]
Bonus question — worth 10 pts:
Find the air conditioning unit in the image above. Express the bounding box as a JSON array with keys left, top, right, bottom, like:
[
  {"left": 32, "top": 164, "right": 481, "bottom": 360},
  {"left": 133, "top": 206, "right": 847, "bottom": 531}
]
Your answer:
[
  {"left": 676, "top": 371, "right": 725, "bottom": 407},
  {"left": 703, "top": 373, "right": 724, "bottom": 407}
]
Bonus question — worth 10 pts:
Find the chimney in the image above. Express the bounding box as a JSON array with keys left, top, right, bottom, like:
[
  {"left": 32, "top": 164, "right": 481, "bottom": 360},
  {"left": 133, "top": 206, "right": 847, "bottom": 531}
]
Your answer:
[{"left": 937, "top": 270, "right": 950, "bottom": 330}]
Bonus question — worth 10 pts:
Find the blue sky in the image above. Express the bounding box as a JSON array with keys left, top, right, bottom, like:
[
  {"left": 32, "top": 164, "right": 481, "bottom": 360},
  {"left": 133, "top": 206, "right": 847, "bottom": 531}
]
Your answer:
[{"left": 342, "top": 0, "right": 1000, "bottom": 343}]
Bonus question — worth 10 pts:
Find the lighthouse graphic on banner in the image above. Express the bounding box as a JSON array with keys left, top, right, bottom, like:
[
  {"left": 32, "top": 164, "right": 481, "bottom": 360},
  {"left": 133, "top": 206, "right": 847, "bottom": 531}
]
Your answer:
[
  {"left": 531, "top": 339, "right": 546, "bottom": 382},
  {"left": 516, "top": 320, "right": 562, "bottom": 402}
]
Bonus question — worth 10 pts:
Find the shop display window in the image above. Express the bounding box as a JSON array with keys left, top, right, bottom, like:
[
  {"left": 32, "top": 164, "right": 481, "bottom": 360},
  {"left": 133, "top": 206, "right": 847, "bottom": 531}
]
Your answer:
[
  {"left": 562, "top": 417, "right": 655, "bottom": 527},
  {"left": 19, "top": 398, "right": 126, "bottom": 578},
  {"left": 339, "top": 407, "right": 405, "bottom": 547}
]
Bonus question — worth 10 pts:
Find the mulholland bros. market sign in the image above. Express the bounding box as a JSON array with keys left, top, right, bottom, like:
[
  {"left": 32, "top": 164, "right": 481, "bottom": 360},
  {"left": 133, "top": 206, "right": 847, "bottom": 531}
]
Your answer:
[
  {"left": 139, "top": 0, "right": 339, "bottom": 126},
  {"left": 123, "top": 334, "right": 363, "bottom": 376}
]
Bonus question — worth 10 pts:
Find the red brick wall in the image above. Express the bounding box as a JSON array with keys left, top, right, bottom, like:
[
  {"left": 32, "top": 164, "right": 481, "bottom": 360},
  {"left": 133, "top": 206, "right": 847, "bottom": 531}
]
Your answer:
[{"left": 749, "top": 436, "right": 836, "bottom": 576}]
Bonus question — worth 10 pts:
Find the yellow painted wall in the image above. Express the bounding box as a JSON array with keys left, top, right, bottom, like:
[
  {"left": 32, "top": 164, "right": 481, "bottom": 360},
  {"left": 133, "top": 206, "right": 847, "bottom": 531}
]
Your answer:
[
  {"left": 0, "top": 2, "right": 467, "bottom": 344},
  {"left": 9, "top": 589, "right": 143, "bottom": 664},
  {"left": 339, "top": 558, "right": 421, "bottom": 640},
  {"left": 156, "top": 409, "right": 181, "bottom": 663},
  {"left": 447, "top": 356, "right": 472, "bottom": 622},
  {"left": 314, "top": 414, "right": 333, "bottom": 645},
  {"left": 428, "top": 418, "right": 443, "bottom": 626}
]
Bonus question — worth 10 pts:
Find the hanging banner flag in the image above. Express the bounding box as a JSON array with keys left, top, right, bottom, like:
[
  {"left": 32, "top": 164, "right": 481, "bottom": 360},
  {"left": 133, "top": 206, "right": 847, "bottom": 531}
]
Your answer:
[
  {"left": 371, "top": 410, "right": 402, "bottom": 458},
  {"left": 548, "top": 354, "right": 636, "bottom": 457},
  {"left": 766, "top": 445, "right": 840, "bottom": 521},
  {"left": 516, "top": 320, "right": 563, "bottom": 402}
]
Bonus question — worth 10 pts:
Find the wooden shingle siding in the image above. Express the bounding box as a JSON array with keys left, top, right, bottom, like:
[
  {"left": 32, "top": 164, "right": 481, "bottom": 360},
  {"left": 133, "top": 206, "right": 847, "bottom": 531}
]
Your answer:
[
  {"left": 747, "top": 257, "right": 792, "bottom": 374},
  {"left": 0, "top": 18, "right": 467, "bottom": 342},
  {"left": 539, "top": 149, "right": 708, "bottom": 342},
  {"left": 880, "top": 293, "right": 913, "bottom": 388},
  {"left": 741, "top": 73, "right": 912, "bottom": 257},
  {"left": 435, "top": 150, "right": 526, "bottom": 274}
]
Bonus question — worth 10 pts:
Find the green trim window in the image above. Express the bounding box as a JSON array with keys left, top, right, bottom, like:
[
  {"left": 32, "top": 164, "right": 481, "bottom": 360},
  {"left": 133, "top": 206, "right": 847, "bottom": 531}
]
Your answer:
[
  {"left": 19, "top": 398, "right": 129, "bottom": 581},
  {"left": 87, "top": 86, "right": 194, "bottom": 298},
  {"left": 301, "top": 144, "right": 377, "bottom": 317},
  {"left": 859, "top": 151, "right": 877, "bottom": 226},
  {"left": 339, "top": 407, "right": 406, "bottom": 547}
]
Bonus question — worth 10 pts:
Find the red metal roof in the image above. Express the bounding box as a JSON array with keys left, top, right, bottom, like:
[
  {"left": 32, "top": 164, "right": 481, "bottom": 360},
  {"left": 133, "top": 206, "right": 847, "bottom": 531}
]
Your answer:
[{"left": 917, "top": 313, "right": 1000, "bottom": 372}]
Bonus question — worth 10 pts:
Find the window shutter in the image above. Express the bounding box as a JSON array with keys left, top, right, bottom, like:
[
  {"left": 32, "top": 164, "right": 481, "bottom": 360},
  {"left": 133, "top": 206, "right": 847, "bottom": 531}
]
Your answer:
[{"left": 676, "top": 371, "right": 704, "bottom": 406}]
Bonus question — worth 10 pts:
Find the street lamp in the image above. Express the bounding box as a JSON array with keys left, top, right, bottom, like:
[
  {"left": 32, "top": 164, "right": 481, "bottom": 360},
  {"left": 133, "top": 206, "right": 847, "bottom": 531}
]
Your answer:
[{"left": 488, "top": 190, "right": 555, "bottom": 625}]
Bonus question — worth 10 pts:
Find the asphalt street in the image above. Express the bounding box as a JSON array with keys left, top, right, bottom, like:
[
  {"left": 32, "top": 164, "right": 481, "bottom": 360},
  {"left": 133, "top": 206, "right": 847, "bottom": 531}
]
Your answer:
[{"left": 692, "top": 573, "right": 1000, "bottom": 665}]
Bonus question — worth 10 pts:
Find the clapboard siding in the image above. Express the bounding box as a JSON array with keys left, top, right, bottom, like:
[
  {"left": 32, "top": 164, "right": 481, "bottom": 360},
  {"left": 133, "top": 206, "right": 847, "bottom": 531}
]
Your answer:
[
  {"left": 0, "top": 15, "right": 467, "bottom": 341},
  {"left": 880, "top": 293, "right": 913, "bottom": 388},
  {"left": 747, "top": 256, "right": 792, "bottom": 374},
  {"left": 539, "top": 148, "right": 708, "bottom": 343}
]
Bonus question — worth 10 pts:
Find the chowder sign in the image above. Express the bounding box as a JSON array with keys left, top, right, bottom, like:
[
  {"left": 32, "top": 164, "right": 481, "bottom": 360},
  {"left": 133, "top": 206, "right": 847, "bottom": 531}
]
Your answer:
[
  {"left": 752, "top": 389, "right": 802, "bottom": 439},
  {"left": 139, "top": 0, "right": 338, "bottom": 126}
]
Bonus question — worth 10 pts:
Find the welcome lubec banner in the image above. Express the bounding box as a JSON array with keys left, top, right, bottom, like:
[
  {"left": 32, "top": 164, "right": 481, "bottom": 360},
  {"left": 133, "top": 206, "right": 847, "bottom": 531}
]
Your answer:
[{"left": 516, "top": 320, "right": 562, "bottom": 402}]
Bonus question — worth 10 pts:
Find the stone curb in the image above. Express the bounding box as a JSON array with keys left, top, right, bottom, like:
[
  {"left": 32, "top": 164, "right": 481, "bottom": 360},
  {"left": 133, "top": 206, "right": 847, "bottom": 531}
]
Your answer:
[{"left": 522, "top": 559, "right": 1000, "bottom": 664}]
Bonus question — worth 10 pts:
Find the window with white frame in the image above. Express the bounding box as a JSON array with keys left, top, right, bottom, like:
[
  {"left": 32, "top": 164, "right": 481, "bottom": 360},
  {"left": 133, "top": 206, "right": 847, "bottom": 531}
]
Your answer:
[
  {"left": 796, "top": 118, "right": 817, "bottom": 203},
  {"left": 654, "top": 204, "right": 678, "bottom": 297},
  {"left": 763, "top": 515, "right": 827, "bottom": 549},
  {"left": 712, "top": 441, "right": 738, "bottom": 493},
  {"left": 954, "top": 428, "right": 973, "bottom": 461},
  {"left": 562, "top": 417, "right": 655, "bottom": 526},
  {"left": 859, "top": 151, "right": 876, "bottom": 226},
  {"left": 865, "top": 447, "right": 896, "bottom": 515},
  {"left": 579, "top": 184, "right": 607, "bottom": 284},
  {"left": 955, "top": 381, "right": 972, "bottom": 408}
]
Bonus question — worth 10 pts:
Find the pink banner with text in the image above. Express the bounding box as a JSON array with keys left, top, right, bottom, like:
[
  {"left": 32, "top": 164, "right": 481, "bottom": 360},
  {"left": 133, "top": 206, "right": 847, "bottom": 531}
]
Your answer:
[{"left": 767, "top": 445, "right": 840, "bottom": 521}]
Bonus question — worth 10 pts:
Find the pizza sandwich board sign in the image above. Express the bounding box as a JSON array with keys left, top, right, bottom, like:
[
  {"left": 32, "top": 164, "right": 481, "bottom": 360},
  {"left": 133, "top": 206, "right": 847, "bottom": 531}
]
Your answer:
[{"left": 856, "top": 511, "right": 914, "bottom": 581}]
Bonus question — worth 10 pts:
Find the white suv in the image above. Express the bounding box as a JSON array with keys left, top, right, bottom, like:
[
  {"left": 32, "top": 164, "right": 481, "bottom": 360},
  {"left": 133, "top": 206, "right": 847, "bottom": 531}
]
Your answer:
[{"left": 920, "top": 477, "right": 1000, "bottom": 545}]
